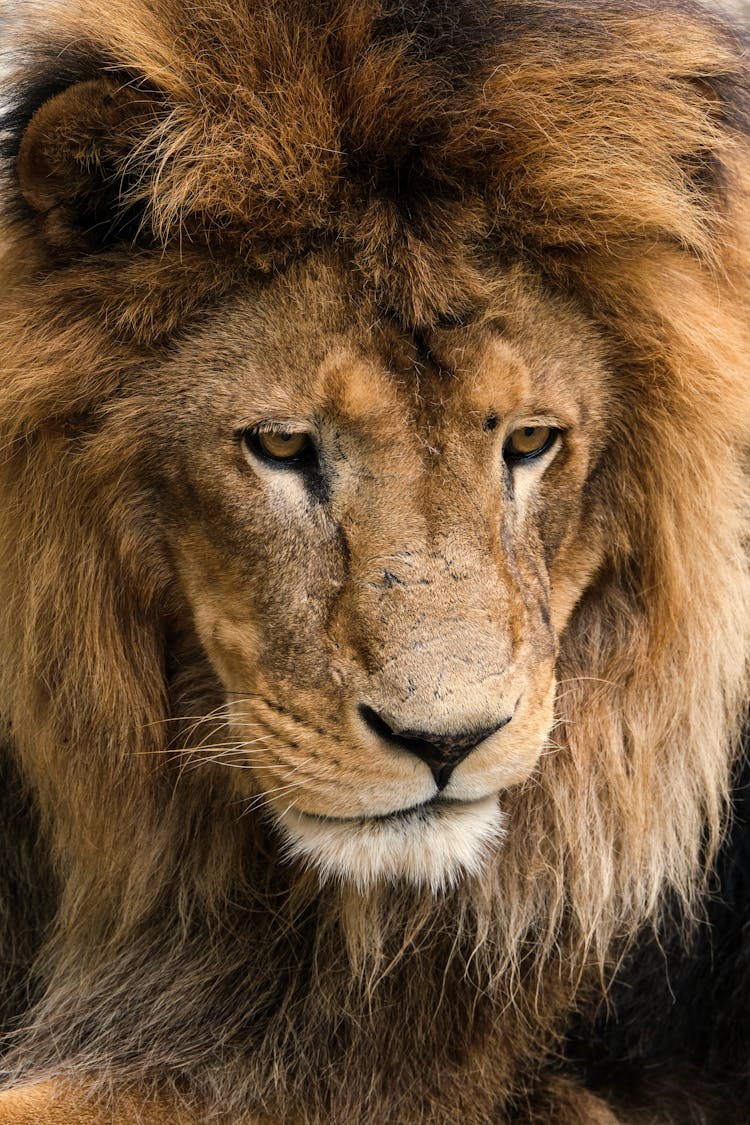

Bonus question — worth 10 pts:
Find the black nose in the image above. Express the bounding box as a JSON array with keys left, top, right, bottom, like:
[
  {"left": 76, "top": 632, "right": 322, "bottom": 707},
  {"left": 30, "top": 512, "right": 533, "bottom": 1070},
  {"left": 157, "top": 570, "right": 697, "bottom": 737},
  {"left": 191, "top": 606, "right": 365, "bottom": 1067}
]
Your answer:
[{"left": 358, "top": 704, "right": 513, "bottom": 790}]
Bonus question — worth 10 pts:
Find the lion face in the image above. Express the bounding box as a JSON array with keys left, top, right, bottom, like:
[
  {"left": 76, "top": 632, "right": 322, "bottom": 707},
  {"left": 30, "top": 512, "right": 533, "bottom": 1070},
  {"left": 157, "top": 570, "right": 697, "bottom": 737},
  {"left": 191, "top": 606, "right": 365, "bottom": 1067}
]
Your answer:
[{"left": 135, "top": 255, "right": 607, "bottom": 889}]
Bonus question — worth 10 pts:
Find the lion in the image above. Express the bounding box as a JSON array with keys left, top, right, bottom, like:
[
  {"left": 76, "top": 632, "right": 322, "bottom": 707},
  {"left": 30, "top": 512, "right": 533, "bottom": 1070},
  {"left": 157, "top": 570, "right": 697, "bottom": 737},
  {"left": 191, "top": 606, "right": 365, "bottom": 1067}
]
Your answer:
[{"left": 0, "top": 0, "right": 749, "bottom": 1121}]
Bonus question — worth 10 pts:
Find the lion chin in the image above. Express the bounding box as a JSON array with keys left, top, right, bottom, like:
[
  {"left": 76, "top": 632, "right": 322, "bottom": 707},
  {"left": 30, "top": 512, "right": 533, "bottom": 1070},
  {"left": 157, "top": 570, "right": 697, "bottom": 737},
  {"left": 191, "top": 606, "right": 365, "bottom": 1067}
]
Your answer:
[{"left": 276, "top": 796, "right": 506, "bottom": 892}]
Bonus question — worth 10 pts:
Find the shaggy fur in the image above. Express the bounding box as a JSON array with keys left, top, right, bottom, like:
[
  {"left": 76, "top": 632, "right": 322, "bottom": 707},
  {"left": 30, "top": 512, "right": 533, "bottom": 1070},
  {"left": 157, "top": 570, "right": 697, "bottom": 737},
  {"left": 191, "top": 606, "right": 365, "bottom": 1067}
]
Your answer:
[
  {"left": 568, "top": 736, "right": 750, "bottom": 1123},
  {"left": 1, "top": 0, "right": 750, "bottom": 1121}
]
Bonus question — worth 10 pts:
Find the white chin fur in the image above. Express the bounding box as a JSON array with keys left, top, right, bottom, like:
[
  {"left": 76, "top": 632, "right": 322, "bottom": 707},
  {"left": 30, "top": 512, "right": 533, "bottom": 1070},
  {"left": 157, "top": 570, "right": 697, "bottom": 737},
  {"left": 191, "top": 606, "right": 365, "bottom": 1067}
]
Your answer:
[{"left": 276, "top": 796, "right": 505, "bottom": 893}]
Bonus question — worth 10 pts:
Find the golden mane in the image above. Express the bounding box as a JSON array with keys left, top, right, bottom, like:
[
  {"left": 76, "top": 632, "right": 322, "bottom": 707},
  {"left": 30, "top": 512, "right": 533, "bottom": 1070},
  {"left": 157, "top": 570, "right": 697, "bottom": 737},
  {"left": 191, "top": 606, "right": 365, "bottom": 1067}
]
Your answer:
[{"left": 1, "top": 1, "right": 749, "bottom": 1121}]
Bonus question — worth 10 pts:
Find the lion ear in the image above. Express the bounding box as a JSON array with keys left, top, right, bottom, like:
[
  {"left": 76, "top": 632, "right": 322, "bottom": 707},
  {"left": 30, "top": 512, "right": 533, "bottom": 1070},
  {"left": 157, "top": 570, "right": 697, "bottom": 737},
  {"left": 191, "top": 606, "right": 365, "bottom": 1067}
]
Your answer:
[{"left": 17, "top": 78, "right": 152, "bottom": 257}]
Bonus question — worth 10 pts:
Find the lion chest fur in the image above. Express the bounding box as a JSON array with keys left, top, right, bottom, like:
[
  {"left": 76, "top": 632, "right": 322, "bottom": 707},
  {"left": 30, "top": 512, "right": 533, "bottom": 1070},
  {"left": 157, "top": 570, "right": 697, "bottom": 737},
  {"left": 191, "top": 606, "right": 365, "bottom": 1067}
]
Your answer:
[{"left": 1, "top": 1, "right": 750, "bottom": 1122}]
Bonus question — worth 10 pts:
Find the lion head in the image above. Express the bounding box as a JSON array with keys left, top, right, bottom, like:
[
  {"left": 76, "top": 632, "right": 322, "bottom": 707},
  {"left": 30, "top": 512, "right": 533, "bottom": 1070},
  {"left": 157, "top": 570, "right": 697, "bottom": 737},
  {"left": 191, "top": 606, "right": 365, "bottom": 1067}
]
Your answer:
[
  {"left": 2, "top": 0, "right": 750, "bottom": 1120},
  {"left": 137, "top": 254, "right": 609, "bottom": 891}
]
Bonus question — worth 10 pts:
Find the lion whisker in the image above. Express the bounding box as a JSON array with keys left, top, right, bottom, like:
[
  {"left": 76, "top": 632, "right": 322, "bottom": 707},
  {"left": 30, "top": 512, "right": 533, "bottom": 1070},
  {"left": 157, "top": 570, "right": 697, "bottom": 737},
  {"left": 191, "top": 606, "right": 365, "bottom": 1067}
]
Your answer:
[
  {"left": 555, "top": 677, "right": 619, "bottom": 689},
  {"left": 239, "top": 782, "right": 308, "bottom": 819},
  {"left": 134, "top": 737, "right": 276, "bottom": 757},
  {"left": 183, "top": 755, "right": 275, "bottom": 771},
  {"left": 236, "top": 761, "right": 315, "bottom": 817}
]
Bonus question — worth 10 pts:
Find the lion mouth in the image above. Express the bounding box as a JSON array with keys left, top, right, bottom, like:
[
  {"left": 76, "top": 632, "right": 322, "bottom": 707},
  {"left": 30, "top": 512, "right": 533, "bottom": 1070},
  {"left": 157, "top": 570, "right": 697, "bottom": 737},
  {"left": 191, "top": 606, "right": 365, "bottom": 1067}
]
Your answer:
[
  {"left": 276, "top": 795, "right": 505, "bottom": 892},
  {"left": 296, "top": 794, "right": 446, "bottom": 826}
]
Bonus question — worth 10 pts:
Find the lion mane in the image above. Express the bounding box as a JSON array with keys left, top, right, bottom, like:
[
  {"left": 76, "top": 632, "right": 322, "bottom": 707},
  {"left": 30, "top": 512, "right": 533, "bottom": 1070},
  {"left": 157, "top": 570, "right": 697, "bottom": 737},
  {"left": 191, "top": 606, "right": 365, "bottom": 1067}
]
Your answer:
[{"left": 1, "top": 1, "right": 750, "bottom": 1122}]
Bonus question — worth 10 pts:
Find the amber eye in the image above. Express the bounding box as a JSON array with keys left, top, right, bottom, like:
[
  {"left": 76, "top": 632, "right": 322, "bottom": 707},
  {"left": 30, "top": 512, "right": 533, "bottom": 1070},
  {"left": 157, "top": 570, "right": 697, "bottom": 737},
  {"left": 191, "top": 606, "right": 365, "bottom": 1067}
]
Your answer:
[
  {"left": 242, "top": 428, "right": 313, "bottom": 465},
  {"left": 504, "top": 425, "right": 558, "bottom": 463}
]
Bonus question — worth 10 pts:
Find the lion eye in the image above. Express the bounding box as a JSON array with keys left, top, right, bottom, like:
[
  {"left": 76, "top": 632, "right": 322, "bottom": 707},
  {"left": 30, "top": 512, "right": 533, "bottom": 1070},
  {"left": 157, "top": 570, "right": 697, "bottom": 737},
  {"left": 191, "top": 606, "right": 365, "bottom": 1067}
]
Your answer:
[
  {"left": 504, "top": 425, "right": 558, "bottom": 464},
  {"left": 242, "top": 428, "right": 313, "bottom": 465}
]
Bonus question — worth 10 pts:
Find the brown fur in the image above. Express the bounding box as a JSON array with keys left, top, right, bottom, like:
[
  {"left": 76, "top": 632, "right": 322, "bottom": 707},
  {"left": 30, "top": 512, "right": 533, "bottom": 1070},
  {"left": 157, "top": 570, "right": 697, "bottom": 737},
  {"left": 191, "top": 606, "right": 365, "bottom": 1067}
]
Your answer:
[
  {"left": 0, "top": 1081, "right": 208, "bottom": 1125},
  {"left": 1, "top": 1, "right": 750, "bottom": 1121}
]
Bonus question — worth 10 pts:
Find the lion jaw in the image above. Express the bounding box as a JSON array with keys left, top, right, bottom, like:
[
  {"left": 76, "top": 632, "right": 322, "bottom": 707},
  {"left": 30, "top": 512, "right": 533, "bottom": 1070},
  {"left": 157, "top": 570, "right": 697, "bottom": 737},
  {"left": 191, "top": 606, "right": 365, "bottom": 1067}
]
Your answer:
[{"left": 275, "top": 796, "right": 506, "bottom": 892}]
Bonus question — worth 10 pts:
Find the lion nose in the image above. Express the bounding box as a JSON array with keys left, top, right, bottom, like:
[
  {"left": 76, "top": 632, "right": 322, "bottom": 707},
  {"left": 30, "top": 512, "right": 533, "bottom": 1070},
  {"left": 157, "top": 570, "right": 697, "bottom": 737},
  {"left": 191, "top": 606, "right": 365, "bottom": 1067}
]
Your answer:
[{"left": 358, "top": 704, "right": 513, "bottom": 790}]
